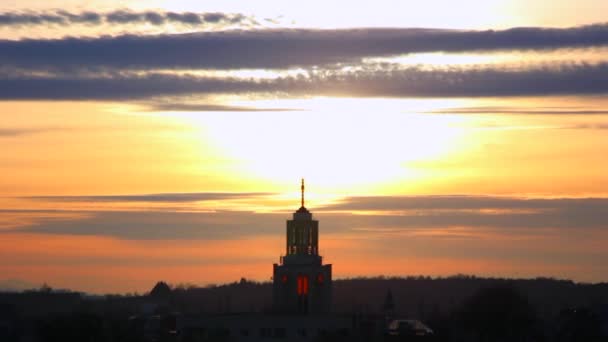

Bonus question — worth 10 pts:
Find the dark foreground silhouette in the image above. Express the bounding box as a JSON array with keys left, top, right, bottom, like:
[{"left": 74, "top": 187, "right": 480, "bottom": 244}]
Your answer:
[{"left": 1, "top": 275, "right": 608, "bottom": 341}]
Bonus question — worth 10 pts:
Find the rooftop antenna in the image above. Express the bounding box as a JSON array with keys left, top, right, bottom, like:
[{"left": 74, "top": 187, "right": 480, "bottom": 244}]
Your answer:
[{"left": 301, "top": 178, "right": 305, "bottom": 208}]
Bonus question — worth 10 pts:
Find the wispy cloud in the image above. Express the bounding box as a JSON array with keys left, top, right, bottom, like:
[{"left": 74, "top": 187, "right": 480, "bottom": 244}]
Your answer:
[
  {"left": 431, "top": 106, "right": 608, "bottom": 115},
  {"left": 322, "top": 195, "right": 608, "bottom": 211},
  {"left": 25, "top": 192, "right": 273, "bottom": 203},
  {"left": 15, "top": 210, "right": 282, "bottom": 240},
  {"left": 149, "top": 103, "right": 299, "bottom": 112},
  {"left": 0, "top": 10, "right": 255, "bottom": 28},
  {"left": 563, "top": 123, "right": 608, "bottom": 129},
  {"left": 0, "top": 127, "right": 64, "bottom": 137},
  {"left": 0, "top": 128, "right": 40, "bottom": 137}
]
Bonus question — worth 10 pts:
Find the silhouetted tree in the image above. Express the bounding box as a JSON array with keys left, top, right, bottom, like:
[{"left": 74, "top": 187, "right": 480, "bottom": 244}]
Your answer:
[{"left": 150, "top": 281, "right": 172, "bottom": 299}]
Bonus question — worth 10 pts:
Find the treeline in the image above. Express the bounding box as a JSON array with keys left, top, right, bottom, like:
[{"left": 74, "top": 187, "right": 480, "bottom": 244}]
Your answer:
[
  {"left": 333, "top": 275, "right": 608, "bottom": 318},
  {"left": 164, "top": 275, "right": 608, "bottom": 318},
  {"left": 4, "top": 275, "right": 607, "bottom": 317},
  {"left": 1, "top": 275, "right": 607, "bottom": 341}
]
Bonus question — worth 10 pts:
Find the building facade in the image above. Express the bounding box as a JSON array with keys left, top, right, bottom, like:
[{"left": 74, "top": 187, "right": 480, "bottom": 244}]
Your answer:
[{"left": 272, "top": 180, "right": 332, "bottom": 314}]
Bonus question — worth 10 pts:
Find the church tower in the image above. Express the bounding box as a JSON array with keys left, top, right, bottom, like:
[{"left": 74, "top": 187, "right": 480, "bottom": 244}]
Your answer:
[{"left": 273, "top": 180, "right": 332, "bottom": 314}]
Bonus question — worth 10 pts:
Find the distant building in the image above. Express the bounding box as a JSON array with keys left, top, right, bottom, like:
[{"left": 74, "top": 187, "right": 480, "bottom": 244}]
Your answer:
[{"left": 273, "top": 179, "right": 332, "bottom": 314}]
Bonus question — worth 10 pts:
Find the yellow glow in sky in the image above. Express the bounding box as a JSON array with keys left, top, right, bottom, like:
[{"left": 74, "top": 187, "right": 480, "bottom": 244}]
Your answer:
[{"left": 161, "top": 98, "right": 466, "bottom": 192}]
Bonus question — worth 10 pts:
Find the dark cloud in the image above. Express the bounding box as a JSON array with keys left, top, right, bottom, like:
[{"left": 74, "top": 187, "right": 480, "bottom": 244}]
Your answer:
[
  {"left": 4, "top": 195, "right": 608, "bottom": 240},
  {"left": 203, "top": 12, "right": 228, "bottom": 23},
  {"left": 18, "top": 210, "right": 283, "bottom": 240},
  {"left": 1, "top": 24, "right": 608, "bottom": 71},
  {"left": 105, "top": 10, "right": 144, "bottom": 24},
  {"left": 0, "top": 10, "right": 252, "bottom": 27},
  {"left": 165, "top": 12, "right": 203, "bottom": 25},
  {"left": 0, "top": 12, "right": 66, "bottom": 25},
  {"left": 57, "top": 11, "right": 102, "bottom": 24},
  {"left": 2, "top": 23, "right": 608, "bottom": 101},
  {"left": 0, "top": 74, "right": 257, "bottom": 100},
  {"left": 319, "top": 195, "right": 608, "bottom": 230},
  {"left": 321, "top": 195, "right": 608, "bottom": 211},
  {"left": 26, "top": 192, "right": 272, "bottom": 203},
  {"left": 2, "top": 63, "right": 608, "bottom": 100}
]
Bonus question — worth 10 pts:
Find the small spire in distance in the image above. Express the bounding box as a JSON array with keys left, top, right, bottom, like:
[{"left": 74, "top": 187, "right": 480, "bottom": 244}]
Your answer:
[{"left": 301, "top": 178, "right": 305, "bottom": 207}]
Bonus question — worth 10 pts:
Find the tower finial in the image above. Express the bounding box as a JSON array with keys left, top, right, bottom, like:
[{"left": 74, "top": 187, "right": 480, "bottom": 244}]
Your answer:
[{"left": 301, "top": 178, "right": 305, "bottom": 207}]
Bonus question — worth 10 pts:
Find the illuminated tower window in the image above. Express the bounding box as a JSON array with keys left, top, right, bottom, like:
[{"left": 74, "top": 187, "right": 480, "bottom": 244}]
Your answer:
[{"left": 297, "top": 275, "right": 309, "bottom": 295}]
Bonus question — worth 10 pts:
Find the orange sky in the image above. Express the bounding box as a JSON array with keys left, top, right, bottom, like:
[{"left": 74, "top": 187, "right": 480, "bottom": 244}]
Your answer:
[{"left": 1, "top": 1, "right": 608, "bottom": 293}]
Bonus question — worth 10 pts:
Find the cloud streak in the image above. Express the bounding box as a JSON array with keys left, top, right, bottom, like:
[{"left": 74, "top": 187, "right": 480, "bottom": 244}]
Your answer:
[
  {"left": 15, "top": 210, "right": 282, "bottom": 240},
  {"left": 149, "top": 103, "right": 299, "bottom": 112},
  {"left": 321, "top": 195, "right": 608, "bottom": 211},
  {"left": 2, "top": 24, "right": 608, "bottom": 71},
  {"left": 2, "top": 63, "right": 608, "bottom": 100},
  {"left": 0, "top": 127, "right": 64, "bottom": 137},
  {"left": 0, "top": 128, "right": 40, "bottom": 137},
  {"left": 26, "top": 192, "right": 272, "bottom": 203},
  {"left": 0, "top": 10, "right": 254, "bottom": 27},
  {"left": 319, "top": 195, "right": 608, "bottom": 230},
  {"left": 431, "top": 106, "right": 608, "bottom": 115},
  {"left": 4, "top": 195, "right": 608, "bottom": 240}
]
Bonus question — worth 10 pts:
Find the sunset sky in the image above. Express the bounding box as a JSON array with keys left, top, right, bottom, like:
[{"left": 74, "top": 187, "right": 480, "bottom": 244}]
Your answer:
[{"left": 1, "top": 0, "right": 608, "bottom": 294}]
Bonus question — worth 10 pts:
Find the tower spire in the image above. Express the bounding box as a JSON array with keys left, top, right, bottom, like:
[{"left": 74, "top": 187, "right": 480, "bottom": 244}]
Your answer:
[{"left": 301, "top": 178, "right": 305, "bottom": 208}]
